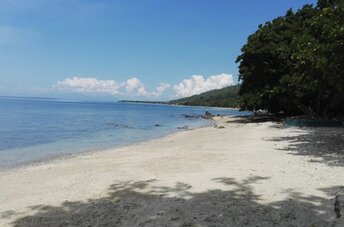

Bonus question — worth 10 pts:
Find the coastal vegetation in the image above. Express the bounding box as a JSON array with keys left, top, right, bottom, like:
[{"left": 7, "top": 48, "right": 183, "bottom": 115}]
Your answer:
[
  {"left": 169, "top": 85, "right": 240, "bottom": 108},
  {"left": 120, "top": 85, "right": 240, "bottom": 108},
  {"left": 236, "top": 0, "right": 344, "bottom": 118}
]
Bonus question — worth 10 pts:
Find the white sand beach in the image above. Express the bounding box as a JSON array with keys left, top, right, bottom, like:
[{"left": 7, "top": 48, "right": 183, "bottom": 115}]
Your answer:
[{"left": 1, "top": 116, "right": 344, "bottom": 226}]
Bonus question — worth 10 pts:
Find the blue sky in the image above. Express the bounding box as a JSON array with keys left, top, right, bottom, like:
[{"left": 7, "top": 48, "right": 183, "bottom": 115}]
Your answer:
[{"left": 0, "top": 0, "right": 316, "bottom": 100}]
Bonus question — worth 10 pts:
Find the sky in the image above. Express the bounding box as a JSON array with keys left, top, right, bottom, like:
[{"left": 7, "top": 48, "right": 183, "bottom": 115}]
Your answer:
[{"left": 0, "top": 0, "right": 317, "bottom": 101}]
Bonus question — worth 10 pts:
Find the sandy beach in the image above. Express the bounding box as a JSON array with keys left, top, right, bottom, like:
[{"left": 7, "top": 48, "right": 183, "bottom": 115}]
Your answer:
[{"left": 1, "top": 116, "right": 344, "bottom": 226}]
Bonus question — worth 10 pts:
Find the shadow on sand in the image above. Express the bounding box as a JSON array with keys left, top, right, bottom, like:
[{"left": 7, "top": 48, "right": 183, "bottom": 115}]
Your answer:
[
  {"left": 225, "top": 115, "right": 283, "bottom": 124},
  {"left": 228, "top": 116, "right": 344, "bottom": 167},
  {"left": 3, "top": 176, "right": 343, "bottom": 226},
  {"left": 268, "top": 126, "right": 344, "bottom": 167}
]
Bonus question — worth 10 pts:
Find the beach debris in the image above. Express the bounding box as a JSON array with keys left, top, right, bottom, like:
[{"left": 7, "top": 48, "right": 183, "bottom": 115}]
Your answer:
[
  {"left": 178, "top": 125, "right": 189, "bottom": 130},
  {"left": 213, "top": 124, "right": 225, "bottom": 129},
  {"left": 335, "top": 194, "right": 344, "bottom": 218},
  {"left": 202, "top": 111, "right": 214, "bottom": 119},
  {"left": 181, "top": 111, "right": 215, "bottom": 120},
  {"left": 205, "top": 111, "right": 211, "bottom": 115},
  {"left": 254, "top": 109, "right": 268, "bottom": 115},
  {"left": 181, "top": 114, "right": 201, "bottom": 119}
]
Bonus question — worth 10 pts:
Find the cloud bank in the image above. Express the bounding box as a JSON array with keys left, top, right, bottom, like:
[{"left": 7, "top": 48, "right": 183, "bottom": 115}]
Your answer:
[
  {"left": 124, "top": 77, "right": 148, "bottom": 96},
  {"left": 54, "top": 77, "right": 169, "bottom": 97},
  {"left": 54, "top": 77, "right": 121, "bottom": 95},
  {"left": 53, "top": 73, "right": 234, "bottom": 98},
  {"left": 173, "top": 73, "right": 234, "bottom": 97}
]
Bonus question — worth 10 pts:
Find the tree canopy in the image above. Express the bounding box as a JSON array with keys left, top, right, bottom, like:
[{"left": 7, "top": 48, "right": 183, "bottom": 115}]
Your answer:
[{"left": 236, "top": 0, "right": 344, "bottom": 118}]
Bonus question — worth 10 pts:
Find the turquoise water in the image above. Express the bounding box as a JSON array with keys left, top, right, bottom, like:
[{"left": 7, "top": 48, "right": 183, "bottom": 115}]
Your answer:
[{"left": 0, "top": 96, "right": 250, "bottom": 169}]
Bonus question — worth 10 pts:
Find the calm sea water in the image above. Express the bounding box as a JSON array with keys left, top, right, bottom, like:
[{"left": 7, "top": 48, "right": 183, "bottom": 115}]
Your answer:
[{"left": 0, "top": 96, "right": 250, "bottom": 169}]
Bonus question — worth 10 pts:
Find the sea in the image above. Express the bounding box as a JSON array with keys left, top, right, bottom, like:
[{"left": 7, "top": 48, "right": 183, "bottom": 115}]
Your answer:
[{"left": 0, "top": 96, "right": 250, "bottom": 169}]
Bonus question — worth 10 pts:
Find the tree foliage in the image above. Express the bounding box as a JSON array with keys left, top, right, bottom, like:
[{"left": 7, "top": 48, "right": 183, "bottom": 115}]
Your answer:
[
  {"left": 170, "top": 85, "right": 240, "bottom": 108},
  {"left": 237, "top": 0, "right": 344, "bottom": 118}
]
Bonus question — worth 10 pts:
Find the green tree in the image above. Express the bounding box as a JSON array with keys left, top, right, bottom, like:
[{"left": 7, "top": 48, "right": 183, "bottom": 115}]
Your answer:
[{"left": 236, "top": 0, "right": 344, "bottom": 118}]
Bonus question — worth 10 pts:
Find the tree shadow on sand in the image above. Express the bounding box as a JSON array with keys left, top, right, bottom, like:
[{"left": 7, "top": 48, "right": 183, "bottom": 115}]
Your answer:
[
  {"left": 5, "top": 176, "right": 344, "bottom": 227},
  {"left": 225, "top": 115, "right": 283, "bottom": 124},
  {"left": 268, "top": 127, "right": 344, "bottom": 167}
]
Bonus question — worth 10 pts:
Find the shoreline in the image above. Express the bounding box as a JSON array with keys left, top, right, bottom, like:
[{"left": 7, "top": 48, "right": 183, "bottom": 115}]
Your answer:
[
  {"left": 0, "top": 128, "right": 205, "bottom": 174},
  {"left": 119, "top": 99, "right": 243, "bottom": 112},
  {"left": 0, "top": 119, "right": 215, "bottom": 173},
  {"left": 1, "top": 116, "right": 343, "bottom": 226}
]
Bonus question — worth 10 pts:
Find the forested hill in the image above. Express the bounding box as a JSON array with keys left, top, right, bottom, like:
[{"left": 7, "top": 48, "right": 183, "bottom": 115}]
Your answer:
[{"left": 169, "top": 85, "right": 240, "bottom": 108}]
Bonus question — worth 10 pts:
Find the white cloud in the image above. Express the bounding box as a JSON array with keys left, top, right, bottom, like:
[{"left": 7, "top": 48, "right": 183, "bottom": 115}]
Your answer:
[
  {"left": 123, "top": 78, "right": 172, "bottom": 97},
  {"left": 53, "top": 73, "right": 234, "bottom": 98},
  {"left": 157, "top": 83, "right": 171, "bottom": 93},
  {"left": 124, "top": 77, "right": 147, "bottom": 96},
  {"left": 53, "top": 76, "right": 171, "bottom": 97},
  {"left": 151, "top": 83, "right": 171, "bottom": 97},
  {"left": 173, "top": 73, "right": 235, "bottom": 97},
  {"left": 54, "top": 77, "right": 120, "bottom": 95}
]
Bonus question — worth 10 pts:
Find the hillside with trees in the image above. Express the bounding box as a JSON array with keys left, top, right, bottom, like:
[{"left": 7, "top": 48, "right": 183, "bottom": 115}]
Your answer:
[
  {"left": 236, "top": 0, "right": 344, "bottom": 119},
  {"left": 169, "top": 85, "right": 240, "bottom": 108}
]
